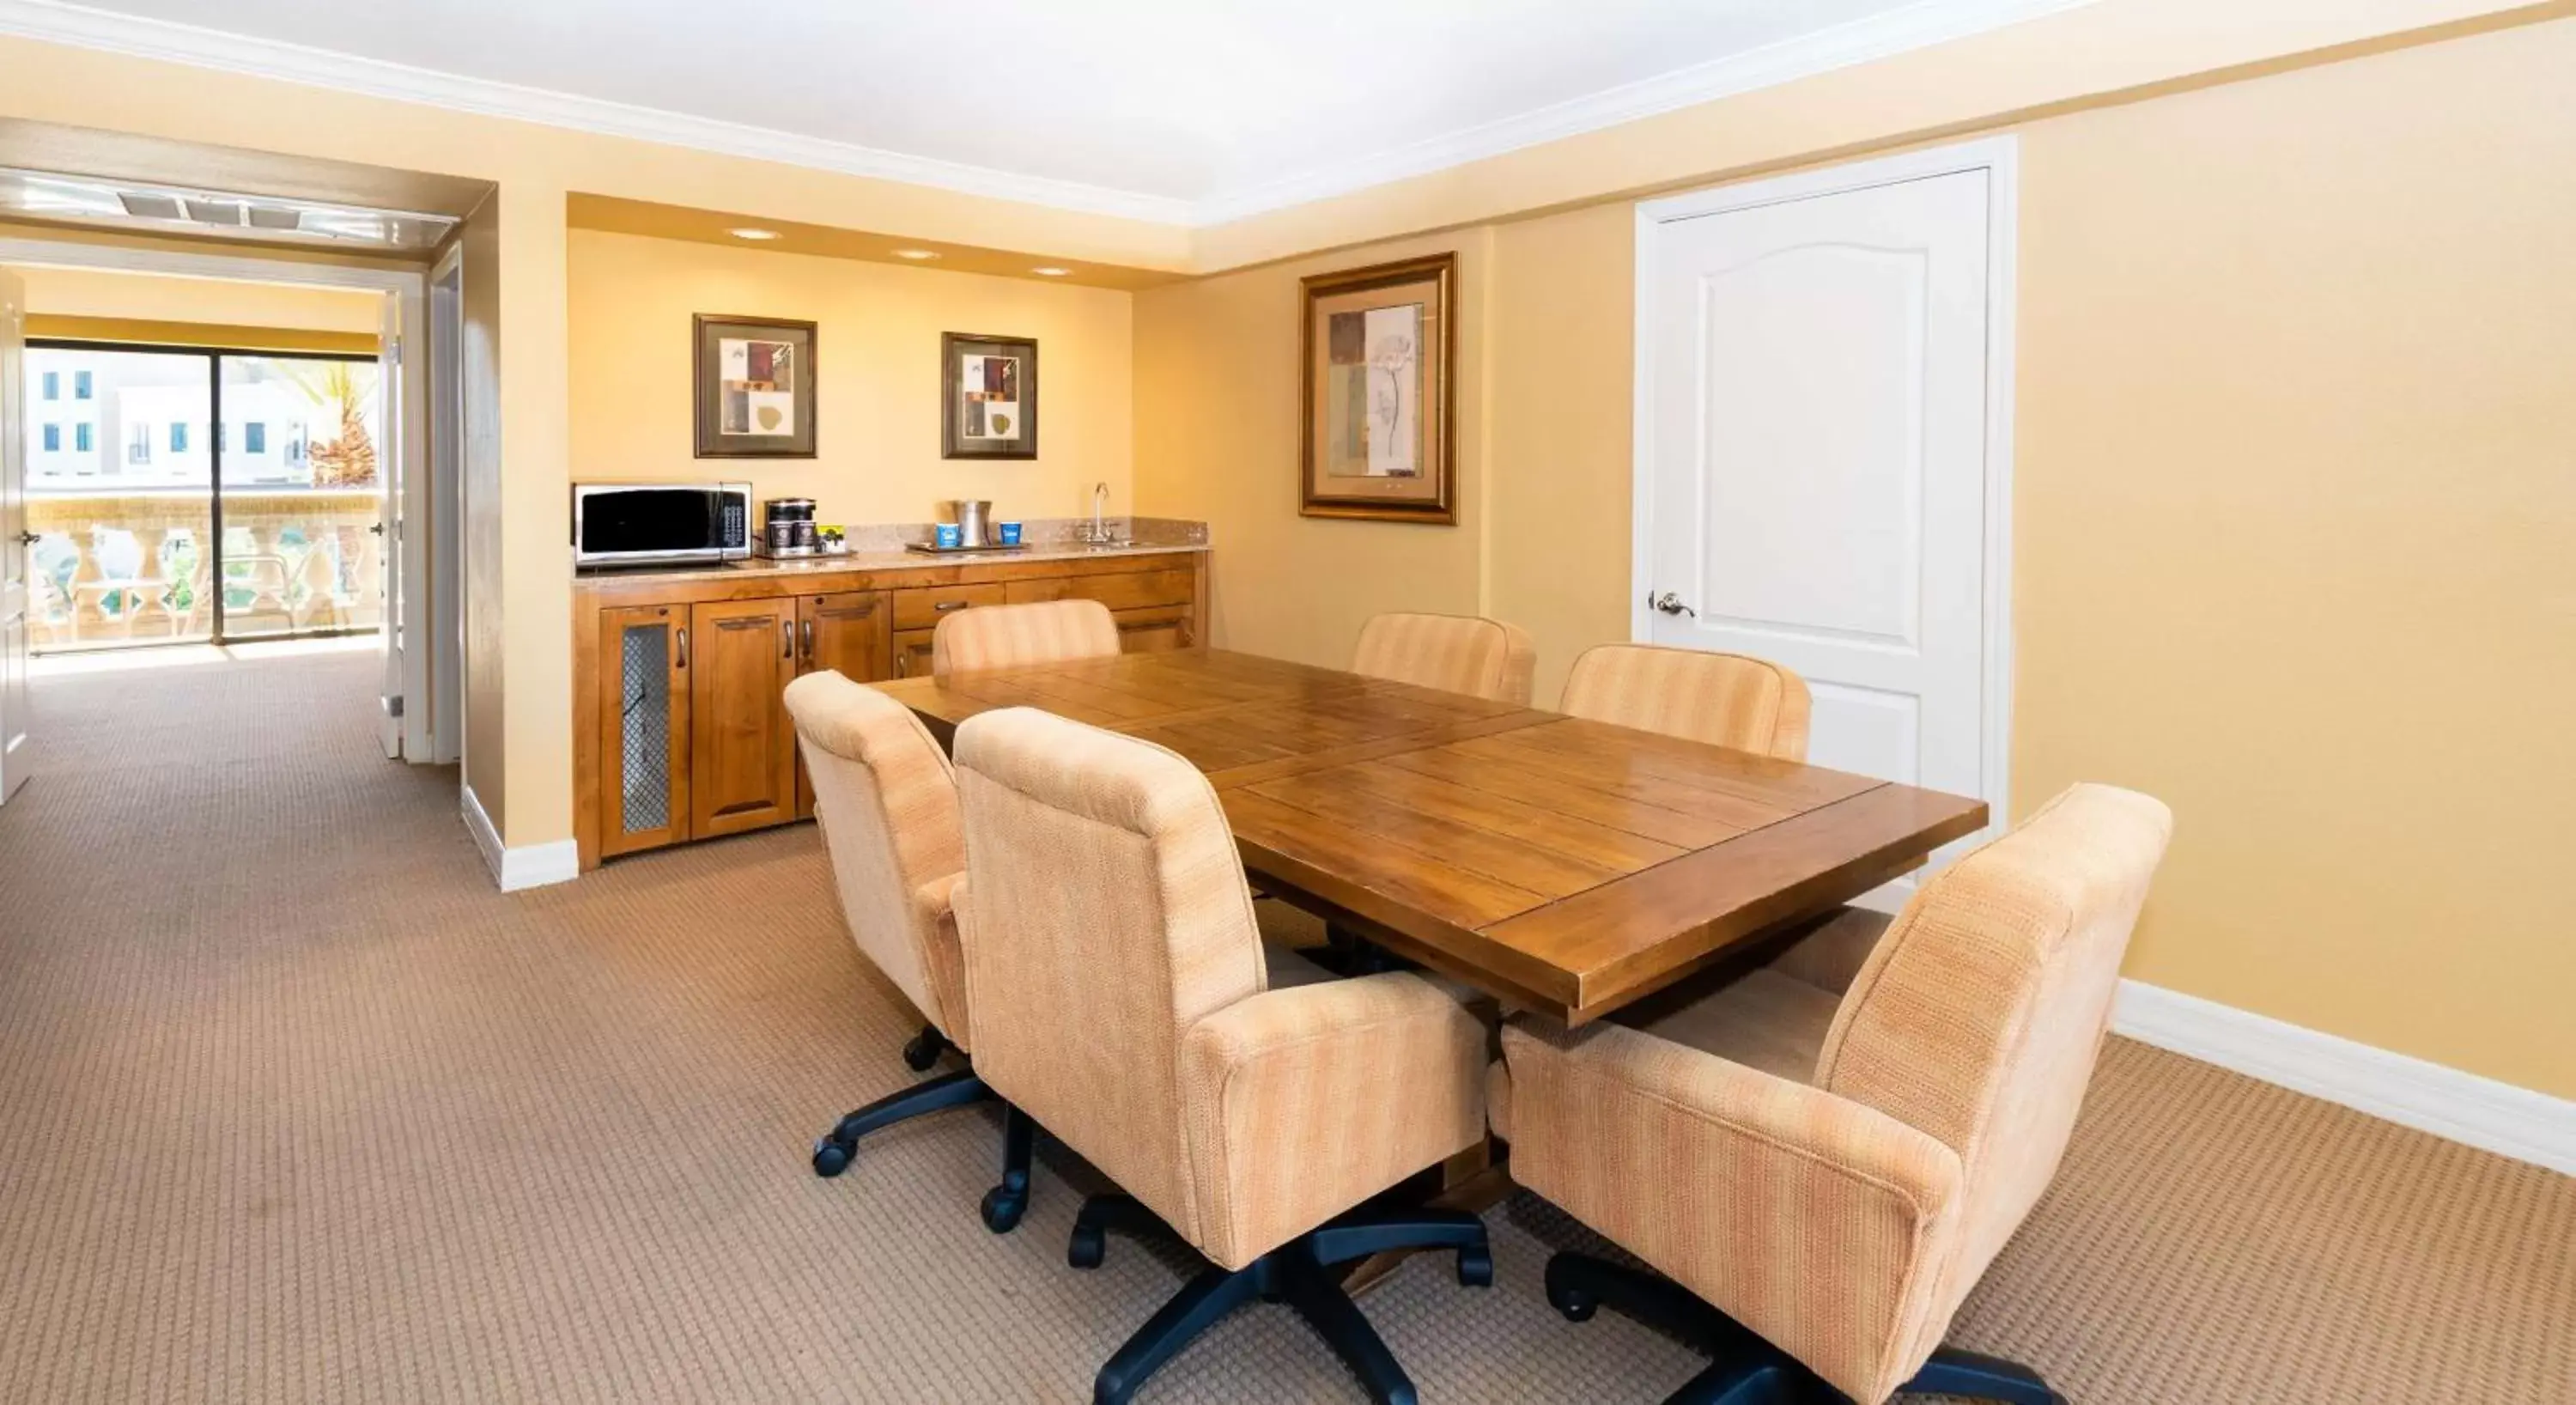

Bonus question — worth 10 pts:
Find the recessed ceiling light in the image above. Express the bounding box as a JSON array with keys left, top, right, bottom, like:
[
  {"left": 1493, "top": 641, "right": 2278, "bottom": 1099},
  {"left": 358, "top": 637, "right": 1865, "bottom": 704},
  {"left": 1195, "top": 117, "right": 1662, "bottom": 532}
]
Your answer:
[
  {"left": 891, "top": 248, "right": 941, "bottom": 260},
  {"left": 1030, "top": 266, "right": 1072, "bottom": 277},
  {"left": 727, "top": 227, "right": 781, "bottom": 240}
]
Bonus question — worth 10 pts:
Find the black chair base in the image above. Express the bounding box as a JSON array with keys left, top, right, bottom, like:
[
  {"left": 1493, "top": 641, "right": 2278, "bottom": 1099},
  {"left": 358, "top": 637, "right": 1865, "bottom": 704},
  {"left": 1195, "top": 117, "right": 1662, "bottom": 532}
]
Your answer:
[
  {"left": 978, "top": 1102, "right": 1036, "bottom": 1232},
  {"left": 1073, "top": 1193, "right": 1492, "bottom": 1405},
  {"left": 1545, "top": 1253, "right": 2065, "bottom": 1405},
  {"left": 901, "top": 1021, "right": 951, "bottom": 1072},
  {"left": 809, "top": 1065, "right": 990, "bottom": 1177}
]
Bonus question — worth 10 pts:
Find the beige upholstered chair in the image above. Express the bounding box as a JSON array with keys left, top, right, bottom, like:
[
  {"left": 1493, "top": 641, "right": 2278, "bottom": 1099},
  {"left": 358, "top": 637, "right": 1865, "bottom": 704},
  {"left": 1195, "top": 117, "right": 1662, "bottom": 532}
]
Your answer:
[
  {"left": 1492, "top": 783, "right": 2173, "bottom": 1405},
  {"left": 931, "top": 597, "right": 1121, "bottom": 674},
  {"left": 950, "top": 706, "right": 1493, "bottom": 1404},
  {"left": 1561, "top": 642, "right": 1812, "bottom": 761},
  {"left": 781, "top": 671, "right": 998, "bottom": 1185},
  {"left": 1350, "top": 611, "right": 1537, "bottom": 705}
]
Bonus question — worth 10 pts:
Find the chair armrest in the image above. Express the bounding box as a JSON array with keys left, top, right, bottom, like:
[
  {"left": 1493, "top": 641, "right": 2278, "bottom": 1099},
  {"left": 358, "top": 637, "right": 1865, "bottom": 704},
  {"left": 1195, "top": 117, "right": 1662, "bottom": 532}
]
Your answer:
[
  {"left": 914, "top": 873, "right": 971, "bottom": 1052},
  {"left": 1179, "top": 972, "right": 1485, "bottom": 1271},
  {"left": 1498, "top": 1018, "right": 1964, "bottom": 1403}
]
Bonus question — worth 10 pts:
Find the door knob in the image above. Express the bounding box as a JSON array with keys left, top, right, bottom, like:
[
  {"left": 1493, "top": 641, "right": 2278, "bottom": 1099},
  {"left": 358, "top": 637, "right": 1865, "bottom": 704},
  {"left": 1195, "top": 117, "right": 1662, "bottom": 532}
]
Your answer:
[
  {"left": 15, "top": 532, "right": 37, "bottom": 547},
  {"left": 1649, "top": 590, "right": 1696, "bottom": 617}
]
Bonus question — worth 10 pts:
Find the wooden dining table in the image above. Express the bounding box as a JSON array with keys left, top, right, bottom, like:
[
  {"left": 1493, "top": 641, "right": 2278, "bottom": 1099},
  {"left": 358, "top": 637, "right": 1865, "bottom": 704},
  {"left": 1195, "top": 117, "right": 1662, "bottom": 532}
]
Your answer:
[{"left": 873, "top": 648, "right": 1988, "bottom": 1026}]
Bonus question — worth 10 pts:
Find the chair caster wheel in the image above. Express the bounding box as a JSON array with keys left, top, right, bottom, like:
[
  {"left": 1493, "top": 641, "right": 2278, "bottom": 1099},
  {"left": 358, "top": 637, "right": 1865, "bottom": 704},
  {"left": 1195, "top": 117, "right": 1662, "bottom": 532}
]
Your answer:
[
  {"left": 981, "top": 1186, "right": 1027, "bottom": 1234},
  {"left": 1548, "top": 1285, "right": 1596, "bottom": 1323},
  {"left": 811, "top": 1138, "right": 853, "bottom": 1178},
  {"left": 902, "top": 1030, "right": 943, "bottom": 1072},
  {"left": 1068, "top": 1223, "right": 1106, "bottom": 1269},
  {"left": 1455, "top": 1244, "right": 1493, "bottom": 1288}
]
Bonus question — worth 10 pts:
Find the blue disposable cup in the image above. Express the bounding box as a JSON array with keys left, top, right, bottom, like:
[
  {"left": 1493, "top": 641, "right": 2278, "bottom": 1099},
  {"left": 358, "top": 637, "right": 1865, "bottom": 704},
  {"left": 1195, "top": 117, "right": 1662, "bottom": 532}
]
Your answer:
[
  {"left": 934, "top": 522, "right": 963, "bottom": 549},
  {"left": 998, "top": 521, "right": 1023, "bottom": 545}
]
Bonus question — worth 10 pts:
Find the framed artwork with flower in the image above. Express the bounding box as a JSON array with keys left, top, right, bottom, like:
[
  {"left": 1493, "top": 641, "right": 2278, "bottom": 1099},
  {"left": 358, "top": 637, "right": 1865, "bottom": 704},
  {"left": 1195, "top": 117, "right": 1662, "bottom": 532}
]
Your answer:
[
  {"left": 942, "top": 331, "right": 1039, "bottom": 459},
  {"left": 1299, "top": 252, "right": 1455, "bottom": 524},
  {"left": 693, "top": 314, "right": 817, "bottom": 458}
]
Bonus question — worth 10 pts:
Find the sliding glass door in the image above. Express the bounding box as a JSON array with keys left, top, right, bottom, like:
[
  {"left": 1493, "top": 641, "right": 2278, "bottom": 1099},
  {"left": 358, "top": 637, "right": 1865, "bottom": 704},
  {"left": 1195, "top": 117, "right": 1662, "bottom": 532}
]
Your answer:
[
  {"left": 19, "top": 341, "right": 380, "bottom": 652},
  {"left": 216, "top": 354, "right": 384, "bottom": 641}
]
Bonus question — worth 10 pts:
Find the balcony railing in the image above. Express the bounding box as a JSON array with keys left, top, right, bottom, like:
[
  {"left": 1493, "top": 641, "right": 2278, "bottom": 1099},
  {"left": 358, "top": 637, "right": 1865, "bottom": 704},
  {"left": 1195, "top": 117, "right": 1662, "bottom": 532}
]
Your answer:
[{"left": 26, "top": 487, "right": 383, "bottom": 651}]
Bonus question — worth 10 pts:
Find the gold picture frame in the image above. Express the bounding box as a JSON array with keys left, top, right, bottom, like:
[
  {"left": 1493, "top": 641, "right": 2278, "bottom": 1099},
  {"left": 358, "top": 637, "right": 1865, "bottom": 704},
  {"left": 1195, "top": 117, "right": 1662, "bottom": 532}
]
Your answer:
[{"left": 1299, "top": 252, "right": 1455, "bottom": 524}]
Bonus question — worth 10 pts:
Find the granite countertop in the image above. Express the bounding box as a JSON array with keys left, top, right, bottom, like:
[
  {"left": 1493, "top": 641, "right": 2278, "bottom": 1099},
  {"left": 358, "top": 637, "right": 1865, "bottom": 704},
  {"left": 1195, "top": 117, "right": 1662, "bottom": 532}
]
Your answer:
[{"left": 575, "top": 516, "right": 1207, "bottom": 587}]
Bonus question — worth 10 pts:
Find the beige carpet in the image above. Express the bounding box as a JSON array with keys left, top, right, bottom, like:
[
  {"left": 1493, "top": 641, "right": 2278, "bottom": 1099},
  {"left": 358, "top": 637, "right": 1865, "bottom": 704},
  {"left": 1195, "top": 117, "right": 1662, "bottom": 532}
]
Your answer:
[{"left": 0, "top": 648, "right": 2567, "bottom": 1403}]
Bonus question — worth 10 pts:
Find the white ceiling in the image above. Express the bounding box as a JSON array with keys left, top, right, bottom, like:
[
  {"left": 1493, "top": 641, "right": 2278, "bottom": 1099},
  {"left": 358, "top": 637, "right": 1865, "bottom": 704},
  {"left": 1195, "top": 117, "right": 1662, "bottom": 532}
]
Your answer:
[{"left": 1, "top": 0, "right": 2090, "bottom": 224}]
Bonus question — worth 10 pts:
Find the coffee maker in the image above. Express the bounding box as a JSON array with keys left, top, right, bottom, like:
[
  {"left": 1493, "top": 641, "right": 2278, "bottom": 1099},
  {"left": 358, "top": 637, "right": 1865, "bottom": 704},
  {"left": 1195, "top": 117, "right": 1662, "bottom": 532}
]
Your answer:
[{"left": 758, "top": 497, "right": 818, "bottom": 557}]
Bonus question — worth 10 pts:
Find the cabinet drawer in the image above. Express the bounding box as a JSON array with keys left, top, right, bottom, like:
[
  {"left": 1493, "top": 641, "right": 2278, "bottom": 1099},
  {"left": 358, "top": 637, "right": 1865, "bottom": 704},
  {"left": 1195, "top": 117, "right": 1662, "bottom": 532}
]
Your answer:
[
  {"left": 1003, "top": 566, "right": 1195, "bottom": 612},
  {"left": 1112, "top": 603, "right": 1195, "bottom": 654},
  {"left": 891, "top": 582, "right": 1005, "bottom": 630}
]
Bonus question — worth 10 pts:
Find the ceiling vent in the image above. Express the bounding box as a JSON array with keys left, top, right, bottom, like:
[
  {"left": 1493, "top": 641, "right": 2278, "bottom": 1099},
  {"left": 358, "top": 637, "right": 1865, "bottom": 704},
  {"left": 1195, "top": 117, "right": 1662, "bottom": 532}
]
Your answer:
[{"left": 1, "top": 167, "right": 458, "bottom": 252}]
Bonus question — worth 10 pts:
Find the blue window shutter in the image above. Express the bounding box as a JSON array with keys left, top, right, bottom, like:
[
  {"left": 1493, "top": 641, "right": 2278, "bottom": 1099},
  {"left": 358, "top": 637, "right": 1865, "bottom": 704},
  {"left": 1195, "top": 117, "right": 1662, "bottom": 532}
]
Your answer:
[{"left": 42, "top": 424, "right": 58, "bottom": 451}]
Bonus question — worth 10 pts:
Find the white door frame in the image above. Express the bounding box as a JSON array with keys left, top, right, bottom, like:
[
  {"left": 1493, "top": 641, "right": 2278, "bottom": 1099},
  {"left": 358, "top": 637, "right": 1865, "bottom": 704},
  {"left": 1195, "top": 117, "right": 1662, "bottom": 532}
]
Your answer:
[
  {"left": 1631, "top": 135, "right": 2019, "bottom": 833},
  {"left": 0, "top": 234, "right": 440, "bottom": 763}
]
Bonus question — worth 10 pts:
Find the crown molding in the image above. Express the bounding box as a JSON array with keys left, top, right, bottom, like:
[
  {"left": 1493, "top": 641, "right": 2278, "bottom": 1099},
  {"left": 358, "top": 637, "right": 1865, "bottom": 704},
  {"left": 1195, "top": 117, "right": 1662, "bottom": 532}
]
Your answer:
[
  {"left": 1189, "top": 0, "right": 2098, "bottom": 226},
  {"left": 0, "top": 0, "right": 2095, "bottom": 231},
  {"left": 0, "top": 0, "right": 1196, "bottom": 226}
]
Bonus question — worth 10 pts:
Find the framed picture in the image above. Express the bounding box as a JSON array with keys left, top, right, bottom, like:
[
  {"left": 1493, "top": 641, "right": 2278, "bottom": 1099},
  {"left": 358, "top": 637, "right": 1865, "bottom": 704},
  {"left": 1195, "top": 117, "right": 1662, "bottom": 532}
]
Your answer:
[
  {"left": 1300, "top": 252, "right": 1455, "bottom": 524},
  {"left": 694, "top": 314, "right": 817, "bottom": 458},
  {"left": 942, "top": 331, "right": 1039, "bottom": 459}
]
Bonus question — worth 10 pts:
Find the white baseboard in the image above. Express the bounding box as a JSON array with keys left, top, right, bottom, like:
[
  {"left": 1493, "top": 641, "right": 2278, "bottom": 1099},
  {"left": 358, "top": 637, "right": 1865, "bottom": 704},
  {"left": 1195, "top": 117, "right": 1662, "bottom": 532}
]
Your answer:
[
  {"left": 460, "top": 785, "right": 580, "bottom": 893},
  {"left": 2113, "top": 979, "right": 2576, "bottom": 1177}
]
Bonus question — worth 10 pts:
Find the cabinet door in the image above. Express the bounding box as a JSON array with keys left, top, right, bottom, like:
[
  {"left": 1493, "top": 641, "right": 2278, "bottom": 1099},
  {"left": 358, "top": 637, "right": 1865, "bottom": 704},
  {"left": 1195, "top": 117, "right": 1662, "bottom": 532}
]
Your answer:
[
  {"left": 799, "top": 591, "right": 891, "bottom": 682},
  {"left": 598, "top": 605, "right": 690, "bottom": 858},
  {"left": 891, "top": 629, "right": 938, "bottom": 678},
  {"left": 794, "top": 591, "right": 890, "bottom": 816},
  {"left": 688, "top": 598, "right": 799, "bottom": 838}
]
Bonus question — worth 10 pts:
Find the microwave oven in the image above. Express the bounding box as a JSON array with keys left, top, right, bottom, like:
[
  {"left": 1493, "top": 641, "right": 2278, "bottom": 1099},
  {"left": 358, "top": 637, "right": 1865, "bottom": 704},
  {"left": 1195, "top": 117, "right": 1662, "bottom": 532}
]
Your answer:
[{"left": 571, "top": 483, "right": 752, "bottom": 568}]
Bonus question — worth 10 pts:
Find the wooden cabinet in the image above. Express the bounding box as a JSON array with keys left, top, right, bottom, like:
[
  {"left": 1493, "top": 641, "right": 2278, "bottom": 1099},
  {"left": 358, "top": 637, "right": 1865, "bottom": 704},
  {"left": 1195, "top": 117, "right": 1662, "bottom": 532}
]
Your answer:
[
  {"left": 574, "top": 548, "right": 1206, "bottom": 868},
  {"left": 793, "top": 591, "right": 890, "bottom": 815},
  {"left": 799, "top": 591, "right": 891, "bottom": 682},
  {"left": 688, "top": 598, "right": 799, "bottom": 839},
  {"left": 595, "top": 605, "right": 690, "bottom": 859}
]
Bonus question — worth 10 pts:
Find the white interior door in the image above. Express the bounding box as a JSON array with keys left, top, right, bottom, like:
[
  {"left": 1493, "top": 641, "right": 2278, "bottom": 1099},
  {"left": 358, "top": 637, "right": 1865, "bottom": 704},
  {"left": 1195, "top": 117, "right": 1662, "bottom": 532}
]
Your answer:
[
  {"left": 0, "top": 267, "right": 30, "bottom": 805},
  {"left": 1635, "top": 144, "right": 2014, "bottom": 897},
  {"left": 376, "top": 293, "right": 404, "bottom": 759}
]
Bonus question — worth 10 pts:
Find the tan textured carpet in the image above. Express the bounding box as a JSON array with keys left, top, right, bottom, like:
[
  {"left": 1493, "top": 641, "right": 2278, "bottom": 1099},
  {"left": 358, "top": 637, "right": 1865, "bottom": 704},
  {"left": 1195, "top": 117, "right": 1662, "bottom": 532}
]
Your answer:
[{"left": 1, "top": 648, "right": 2568, "bottom": 1403}]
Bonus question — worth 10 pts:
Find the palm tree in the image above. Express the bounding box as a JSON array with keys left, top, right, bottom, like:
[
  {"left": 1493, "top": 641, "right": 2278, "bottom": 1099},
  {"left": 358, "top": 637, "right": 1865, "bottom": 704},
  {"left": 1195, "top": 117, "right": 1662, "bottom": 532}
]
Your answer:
[{"left": 281, "top": 362, "right": 379, "bottom": 488}]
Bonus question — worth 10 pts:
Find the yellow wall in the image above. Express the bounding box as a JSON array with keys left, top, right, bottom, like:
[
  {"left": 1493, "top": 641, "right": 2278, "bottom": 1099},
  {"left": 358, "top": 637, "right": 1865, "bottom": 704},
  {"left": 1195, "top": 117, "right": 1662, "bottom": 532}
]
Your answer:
[
  {"left": 569, "top": 231, "right": 1133, "bottom": 528},
  {"left": 453, "top": 196, "right": 509, "bottom": 832},
  {"left": 16, "top": 265, "right": 382, "bottom": 343},
  {"left": 1134, "top": 229, "right": 1487, "bottom": 665},
  {"left": 2009, "top": 20, "right": 2576, "bottom": 1097},
  {"left": 1189, "top": 0, "right": 2547, "bottom": 271},
  {"left": 1136, "top": 19, "right": 2576, "bottom": 1098}
]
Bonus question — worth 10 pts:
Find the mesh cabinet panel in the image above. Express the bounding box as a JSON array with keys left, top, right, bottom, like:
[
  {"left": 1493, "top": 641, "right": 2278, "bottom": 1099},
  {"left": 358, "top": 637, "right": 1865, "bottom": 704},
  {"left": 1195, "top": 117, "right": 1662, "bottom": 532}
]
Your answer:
[{"left": 619, "top": 624, "right": 671, "bottom": 834}]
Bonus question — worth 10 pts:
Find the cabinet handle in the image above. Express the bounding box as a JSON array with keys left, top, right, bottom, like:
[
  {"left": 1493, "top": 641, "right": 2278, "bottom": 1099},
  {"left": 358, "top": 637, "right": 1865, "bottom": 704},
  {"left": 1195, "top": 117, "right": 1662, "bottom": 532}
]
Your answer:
[
  {"left": 676, "top": 627, "right": 689, "bottom": 669},
  {"left": 782, "top": 618, "right": 793, "bottom": 658},
  {"left": 933, "top": 599, "right": 969, "bottom": 613},
  {"left": 800, "top": 618, "right": 814, "bottom": 661}
]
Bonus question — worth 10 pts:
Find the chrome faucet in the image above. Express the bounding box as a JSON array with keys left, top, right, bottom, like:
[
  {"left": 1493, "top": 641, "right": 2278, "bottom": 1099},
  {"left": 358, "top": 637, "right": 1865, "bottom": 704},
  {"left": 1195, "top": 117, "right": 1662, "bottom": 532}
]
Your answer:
[{"left": 1088, "top": 481, "right": 1111, "bottom": 543}]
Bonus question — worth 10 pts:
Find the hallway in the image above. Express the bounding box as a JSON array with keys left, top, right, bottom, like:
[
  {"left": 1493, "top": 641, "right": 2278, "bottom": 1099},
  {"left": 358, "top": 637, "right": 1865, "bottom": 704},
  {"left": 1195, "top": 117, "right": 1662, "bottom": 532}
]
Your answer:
[{"left": 0, "top": 651, "right": 2567, "bottom": 1402}]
